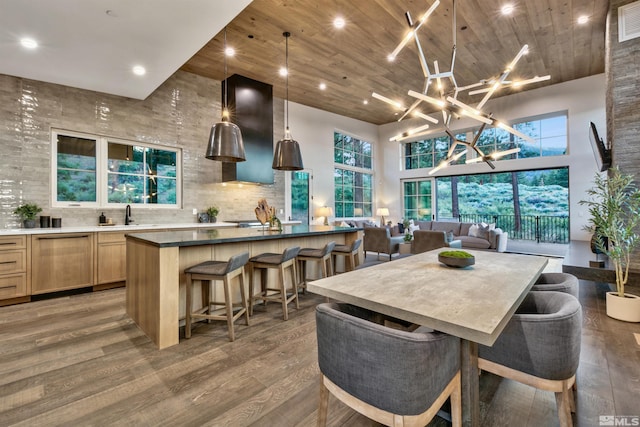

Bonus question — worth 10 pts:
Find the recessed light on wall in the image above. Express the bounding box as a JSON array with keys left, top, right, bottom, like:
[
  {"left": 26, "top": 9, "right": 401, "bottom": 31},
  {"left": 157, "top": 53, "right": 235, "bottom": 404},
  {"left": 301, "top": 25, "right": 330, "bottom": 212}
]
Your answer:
[
  {"left": 132, "top": 65, "right": 146, "bottom": 76},
  {"left": 333, "top": 17, "right": 346, "bottom": 29},
  {"left": 501, "top": 4, "right": 514, "bottom": 15},
  {"left": 319, "top": 82, "right": 327, "bottom": 90},
  {"left": 20, "top": 38, "right": 38, "bottom": 49},
  {"left": 225, "top": 47, "right": 235, "bottom": 57},
  {"left": 577, "top": 15, "right": 589, "bottom": 25},
  {"left": 279, "top": 67, "right": 288, "bottom": 77}
]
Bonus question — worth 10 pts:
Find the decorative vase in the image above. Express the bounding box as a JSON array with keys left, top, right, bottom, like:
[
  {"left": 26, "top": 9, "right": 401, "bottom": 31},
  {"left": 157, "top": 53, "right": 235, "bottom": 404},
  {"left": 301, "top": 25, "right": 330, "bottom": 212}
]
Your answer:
[
  {"left": 590, "top": 230, "right": 608, "bottom": 254},
  {"left": 23, "top": 219, "right": 36, "bottom": 229},
  {"left": 606, "top": 291, "right": 640, "bottom": 322}
]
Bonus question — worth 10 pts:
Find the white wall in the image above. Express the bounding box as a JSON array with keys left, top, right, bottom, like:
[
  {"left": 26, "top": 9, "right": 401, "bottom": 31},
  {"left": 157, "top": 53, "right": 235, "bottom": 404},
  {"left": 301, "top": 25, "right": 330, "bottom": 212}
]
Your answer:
[
  {"left": 376, "top": 74, "right": 606, "bottom": 241},
  {"left": 287, "top": 101, "right": 378, "bottom": 223}
]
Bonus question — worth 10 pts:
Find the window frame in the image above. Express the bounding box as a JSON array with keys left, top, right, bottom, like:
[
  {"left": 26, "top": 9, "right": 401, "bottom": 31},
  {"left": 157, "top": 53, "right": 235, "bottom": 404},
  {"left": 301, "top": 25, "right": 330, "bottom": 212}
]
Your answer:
[
  {"left": 51, "top": 129, "right": 182, "bottom": 209},
  {"left": 334, "top": 130, "right": 373, "bottom": 219}
]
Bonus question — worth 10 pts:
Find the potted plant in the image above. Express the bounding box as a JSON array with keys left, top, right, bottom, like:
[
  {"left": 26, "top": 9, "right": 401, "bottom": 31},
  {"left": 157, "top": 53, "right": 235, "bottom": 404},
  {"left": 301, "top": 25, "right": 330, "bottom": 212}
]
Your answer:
[
  {"left": 14, "top": 203, "right": 43, "bottom": 228},
  {"left": 206, "top": 206, "right": 219, "bottom": 223},
  {"left": 580, "top": 166, "right": 640, "bottom": 322}
]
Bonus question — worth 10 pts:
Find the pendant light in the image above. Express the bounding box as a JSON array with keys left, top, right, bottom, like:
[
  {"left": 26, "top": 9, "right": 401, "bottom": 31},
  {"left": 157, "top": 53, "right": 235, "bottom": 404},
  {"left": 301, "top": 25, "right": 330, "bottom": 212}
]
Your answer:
[
  {"left": 272, "top": 31, "right": 304, "bottom": 171},
  {"left": 205, "top": 27, "right": 246, "bottom": 162}
]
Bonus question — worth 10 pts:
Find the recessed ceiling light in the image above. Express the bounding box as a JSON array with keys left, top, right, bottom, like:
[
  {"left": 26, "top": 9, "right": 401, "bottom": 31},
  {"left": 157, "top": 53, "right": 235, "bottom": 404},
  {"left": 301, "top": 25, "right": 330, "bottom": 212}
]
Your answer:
[
  {"left": 20, "top": 38, "right": 38, "bottom": 49},
  {"left": 501, "top": 4, "right": 514, "bottom": 15},
  {"left": 225, "top": 47, "right": 235, "bottom": 57},
  {"left": 387, "top": 54, "right": 396, "bottom": 62},
  {"left": 577, "top": 15, "right": 589, "bottom": 25},
  {"left": 132, "top": 65, "right": 146, "bottom": 76},
  {"left": 333, "top": 17, "right": 346, "bottom": 29},
  {"left": 319, "top": 82, "right": 327, "bottom": 90},
  {"left": 363, "top": 100, "right": 368, "bottom": 105},
  {"left": 279, "top": 67, "right": 288, "bottom": 77}
]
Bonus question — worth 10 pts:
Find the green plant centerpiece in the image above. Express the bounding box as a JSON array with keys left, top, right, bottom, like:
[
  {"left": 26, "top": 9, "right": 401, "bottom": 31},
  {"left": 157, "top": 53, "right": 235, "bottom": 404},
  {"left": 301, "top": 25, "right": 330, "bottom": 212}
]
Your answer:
[
  {"left": 580, "top": 167, "right": 640, "bottom": 322},
  {"left": 438, "top": 249, "right": 475, "bottom": 268},
  {"left": 14, "top": 203, "right": 42, "bottom": 228},
  {"left": 206, "top": 206, "right": 219, "bottom": 223},
  {"left": 404, "top": 232, "right": 413, "bottom": 243}
]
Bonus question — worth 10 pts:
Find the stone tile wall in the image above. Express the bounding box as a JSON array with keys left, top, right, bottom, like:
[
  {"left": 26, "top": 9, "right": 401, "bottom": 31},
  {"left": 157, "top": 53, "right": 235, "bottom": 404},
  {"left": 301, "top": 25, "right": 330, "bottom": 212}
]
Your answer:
[{"left": 0, "top": 71, "right": 285, "bottom": 228}]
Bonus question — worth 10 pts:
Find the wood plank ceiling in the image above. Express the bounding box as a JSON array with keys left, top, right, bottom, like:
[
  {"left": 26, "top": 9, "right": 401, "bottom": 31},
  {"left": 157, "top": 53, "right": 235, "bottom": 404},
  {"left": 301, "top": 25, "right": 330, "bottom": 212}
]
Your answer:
[{"left": 180, "top": 0, "right": 608, "bottom": 126}]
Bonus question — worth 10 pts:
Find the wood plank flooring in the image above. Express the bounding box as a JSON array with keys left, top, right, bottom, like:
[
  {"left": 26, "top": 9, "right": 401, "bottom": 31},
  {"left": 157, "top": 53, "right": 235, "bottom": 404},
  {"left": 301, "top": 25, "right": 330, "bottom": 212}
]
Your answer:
[{"left": 0, "top": 255, "right": 639, "bottom": 426}]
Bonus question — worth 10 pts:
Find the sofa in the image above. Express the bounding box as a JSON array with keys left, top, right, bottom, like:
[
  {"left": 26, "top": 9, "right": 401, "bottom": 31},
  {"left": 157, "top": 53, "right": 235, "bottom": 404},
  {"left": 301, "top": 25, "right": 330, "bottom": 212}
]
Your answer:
[{"left": 415, "top": 221, "right": 508, "bottom": 252}]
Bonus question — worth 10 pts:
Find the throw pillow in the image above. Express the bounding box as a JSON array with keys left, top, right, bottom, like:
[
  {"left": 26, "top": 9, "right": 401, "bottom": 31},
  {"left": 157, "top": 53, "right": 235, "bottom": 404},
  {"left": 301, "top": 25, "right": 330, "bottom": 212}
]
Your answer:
[
  {"left": 409, "top": 224, "right": 420, "bottom": 235},
  {"left": 340, "top": 221, "right": 350, "bottom": 227},
  {"left": 446, "top": 231, "right": 454, "bottom": 243},
  {"left": 468, "top": 224, "right": 480, "bottom": 237},
  {"left": 398, "top": 222, "right": 405, "bottom": 233}
]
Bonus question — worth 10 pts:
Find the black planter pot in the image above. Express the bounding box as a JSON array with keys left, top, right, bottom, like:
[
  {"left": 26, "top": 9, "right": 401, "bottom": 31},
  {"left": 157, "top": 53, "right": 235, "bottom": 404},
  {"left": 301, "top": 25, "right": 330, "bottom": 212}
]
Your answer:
[
  {"left": 209, "top": 216, "right": 217, "bottom": 223},
  {"left": 590, "top": 232, "right": 608, "bottom": 254},
  {"left": 23, "top": 219, "right": 36, "bottom": 229}
]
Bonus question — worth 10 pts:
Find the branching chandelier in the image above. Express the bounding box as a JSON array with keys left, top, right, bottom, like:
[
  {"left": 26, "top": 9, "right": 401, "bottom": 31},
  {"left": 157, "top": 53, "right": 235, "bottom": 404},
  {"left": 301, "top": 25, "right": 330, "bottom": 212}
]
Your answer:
[{"left": 372, "top": 0, "right": 550, "bottom": 173}]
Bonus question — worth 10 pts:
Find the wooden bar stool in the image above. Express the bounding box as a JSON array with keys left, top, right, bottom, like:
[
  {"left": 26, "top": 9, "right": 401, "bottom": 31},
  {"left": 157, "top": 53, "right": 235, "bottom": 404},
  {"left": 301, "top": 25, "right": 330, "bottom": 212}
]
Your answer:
[
  {"left": 331, "top": 239, "right": 362, "bottom": 273},
  {"left": 297, "top": 241, "right": 335, "bottom": 292},
  {"left": 184, "top": 251, "right": 250, "bottom": 342},
  {"left": 248, "top": 246, "right": 300, "bottom": 320}
]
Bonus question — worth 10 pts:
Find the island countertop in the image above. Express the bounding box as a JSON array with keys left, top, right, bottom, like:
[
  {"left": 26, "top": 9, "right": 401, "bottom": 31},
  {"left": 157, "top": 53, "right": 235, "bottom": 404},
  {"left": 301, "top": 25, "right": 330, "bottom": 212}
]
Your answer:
[{"left": 126, "top": 225, "right": 360, "bottom": 248}]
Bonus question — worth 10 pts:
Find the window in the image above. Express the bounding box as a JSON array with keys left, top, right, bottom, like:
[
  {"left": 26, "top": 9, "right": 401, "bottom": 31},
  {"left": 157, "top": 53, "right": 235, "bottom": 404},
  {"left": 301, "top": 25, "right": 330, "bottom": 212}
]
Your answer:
[
  {"left": 53, "top": 130, "right": 181, "bottom": 207},
  {"left": 402, "top": 112, "right": 568, "bottom": 169},
  {"left": 403, "top": 179, "right": 434, "bottom": 221},
  {"left": 404, "top": 133, "right": 466, "bottom": 170},
  {"left": 334, "top": 131, "right": 373, "bottom": 218}
]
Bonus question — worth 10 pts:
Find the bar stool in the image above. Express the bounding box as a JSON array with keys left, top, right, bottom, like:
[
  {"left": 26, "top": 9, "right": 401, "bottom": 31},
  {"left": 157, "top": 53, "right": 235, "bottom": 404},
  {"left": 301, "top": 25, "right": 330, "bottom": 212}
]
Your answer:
[
  {"left": 248, "top": 246, "right": 300, "bottom": 320},
  {"left": 184, "top": 251, "right": 250, "bottom": 342},
  {"left": 297, "top": 241, "right": 336, "bottom": 292},
  {"left": 331, "top": 239, "right": 362, "bottom": 273}
]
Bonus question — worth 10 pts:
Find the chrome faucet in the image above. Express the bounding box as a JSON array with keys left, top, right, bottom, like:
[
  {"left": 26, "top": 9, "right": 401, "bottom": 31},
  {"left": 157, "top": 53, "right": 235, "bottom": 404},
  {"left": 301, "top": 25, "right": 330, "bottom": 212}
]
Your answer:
[{"left": 125, "top": 204, "right": 133, "bottom": 225}]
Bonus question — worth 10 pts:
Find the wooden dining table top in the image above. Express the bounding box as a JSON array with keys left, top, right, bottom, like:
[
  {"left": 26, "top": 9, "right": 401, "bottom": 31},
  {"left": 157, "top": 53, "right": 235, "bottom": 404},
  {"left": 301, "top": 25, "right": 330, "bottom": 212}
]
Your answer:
[{"left": 308, "top": 249, "right": 548, "bottom": 346}]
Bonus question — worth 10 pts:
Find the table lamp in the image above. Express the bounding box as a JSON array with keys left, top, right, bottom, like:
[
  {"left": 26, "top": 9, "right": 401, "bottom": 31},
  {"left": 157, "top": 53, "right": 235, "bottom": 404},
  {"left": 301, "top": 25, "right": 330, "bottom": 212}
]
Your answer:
[
  {"left": 376, "top": 208, "right": 389, "bottom": 227},
  {"left": 316, "top": 206, "right": 334, "bottom": 226}
]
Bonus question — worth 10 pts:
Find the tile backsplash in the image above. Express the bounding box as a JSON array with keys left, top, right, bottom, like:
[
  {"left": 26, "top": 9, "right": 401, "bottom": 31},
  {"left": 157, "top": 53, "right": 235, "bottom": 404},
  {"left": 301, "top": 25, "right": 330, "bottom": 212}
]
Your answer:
[{"left": 0, "top": 71, "right": 285, "bottom": 228}]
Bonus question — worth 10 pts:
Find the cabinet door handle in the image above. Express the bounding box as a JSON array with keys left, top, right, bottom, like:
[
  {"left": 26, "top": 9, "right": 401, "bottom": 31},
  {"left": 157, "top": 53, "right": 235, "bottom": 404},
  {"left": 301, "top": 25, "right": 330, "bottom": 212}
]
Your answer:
[
  {"left": 0, "top": 261, "right": 17, "bottom": 265},
  {"left": 36, "top": 235, "right": 90, "bottom": 240},
  {"left": 0, "top": 242, "right": 17, "bottom": 246}
]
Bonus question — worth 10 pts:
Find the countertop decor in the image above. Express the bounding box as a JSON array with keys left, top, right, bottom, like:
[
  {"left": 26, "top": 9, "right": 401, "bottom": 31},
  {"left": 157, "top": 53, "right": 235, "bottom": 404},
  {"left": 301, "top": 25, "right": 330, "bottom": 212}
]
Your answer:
[{"left": 438, "top": 250, "right": 475, "bottom": 268}]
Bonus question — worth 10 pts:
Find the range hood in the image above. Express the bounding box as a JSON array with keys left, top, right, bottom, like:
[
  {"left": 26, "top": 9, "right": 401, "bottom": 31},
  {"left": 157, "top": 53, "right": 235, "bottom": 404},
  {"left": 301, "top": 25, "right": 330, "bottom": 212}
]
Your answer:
[{"left": 222, "top": 74, "right": 274, "bottom": 184}]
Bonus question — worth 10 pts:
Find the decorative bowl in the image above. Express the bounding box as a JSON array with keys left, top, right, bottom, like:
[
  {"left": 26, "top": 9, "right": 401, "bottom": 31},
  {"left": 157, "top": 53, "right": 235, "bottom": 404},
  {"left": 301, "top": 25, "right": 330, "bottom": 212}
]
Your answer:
[{"left": 438, "top": 250, "right": 475, "bottom": 268}]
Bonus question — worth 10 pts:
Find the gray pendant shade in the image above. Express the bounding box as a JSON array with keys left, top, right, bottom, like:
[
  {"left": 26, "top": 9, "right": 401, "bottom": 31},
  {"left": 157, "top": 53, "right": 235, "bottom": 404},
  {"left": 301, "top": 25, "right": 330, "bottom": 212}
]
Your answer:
[
  {"left": 272, "top": 135, "right": 303, "bottom": 170},
  {"left": 273, "top": 31, "right": 304, "bottom": 171},
  {"left": 205, "top": 26, "right": 246, "bottom": 163},
  {"left": 205, "top": 120, "right": 246, "bottom": 162}
]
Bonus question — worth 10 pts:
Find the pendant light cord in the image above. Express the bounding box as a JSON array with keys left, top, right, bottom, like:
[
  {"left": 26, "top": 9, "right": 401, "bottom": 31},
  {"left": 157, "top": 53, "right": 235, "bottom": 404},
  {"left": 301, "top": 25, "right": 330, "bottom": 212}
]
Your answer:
[
  {"left": 284, "top": 32, "right": 290, "bottom": 135},
  {"left": 223, "top": 27, "right": 228, "bottom": 117}
]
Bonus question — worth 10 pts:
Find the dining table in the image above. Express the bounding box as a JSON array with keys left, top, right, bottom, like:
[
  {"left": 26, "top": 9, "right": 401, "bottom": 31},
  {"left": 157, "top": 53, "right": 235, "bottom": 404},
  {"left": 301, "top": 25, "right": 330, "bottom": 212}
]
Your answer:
[{"left": 307, "top": 248, "right": 548, "bottom": 427}]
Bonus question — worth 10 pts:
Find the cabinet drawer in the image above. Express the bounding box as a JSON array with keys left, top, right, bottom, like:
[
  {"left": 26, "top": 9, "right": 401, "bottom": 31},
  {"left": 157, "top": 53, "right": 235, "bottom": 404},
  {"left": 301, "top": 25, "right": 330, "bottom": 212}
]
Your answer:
[
  {"left": 97, "top": 232, "right": 127, "bottom": 244},
  {"left": 0, "top": 236, "right": 27, "bottom": 251},
  {"left": 0, "top": 251, "right": 26, "bottom": 274},
  {"left": 0, "top": 274, "right": 27, "bottom": 299}
]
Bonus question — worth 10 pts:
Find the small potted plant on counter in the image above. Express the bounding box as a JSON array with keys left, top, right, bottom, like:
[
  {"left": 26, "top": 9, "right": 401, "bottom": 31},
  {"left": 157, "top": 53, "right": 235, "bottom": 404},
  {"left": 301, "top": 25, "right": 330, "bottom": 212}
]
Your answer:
[
  {"left": 206, "top": 206, "right": 219, "bottom": 223},
  {"left": 14, "top": 203, "right": 42, "bottom": 228}
]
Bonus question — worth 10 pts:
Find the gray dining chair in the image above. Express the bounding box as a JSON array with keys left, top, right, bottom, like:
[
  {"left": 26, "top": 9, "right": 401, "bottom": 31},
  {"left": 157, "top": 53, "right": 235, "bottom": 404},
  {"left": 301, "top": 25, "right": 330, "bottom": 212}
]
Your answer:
[
  {"left": 531, "top": 272, "right": 579, "bottom": 299},
  {"left": 478, "top": 291, "right": 582, "bottom": 427},
  {"left": 315, "top": 302, "right": 461, "bottom": 427}
]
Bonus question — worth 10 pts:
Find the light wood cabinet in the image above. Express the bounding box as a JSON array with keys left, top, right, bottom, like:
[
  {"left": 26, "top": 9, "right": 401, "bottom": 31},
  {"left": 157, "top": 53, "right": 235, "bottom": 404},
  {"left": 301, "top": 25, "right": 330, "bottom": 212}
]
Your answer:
[
  {"left": 0, "top": 235, "right": 28, "bottom": 300},
  {"left": 31, "top": 233, "right": 94, "bottom": 294},
  {"left": 96, "top": 232, "right": 127, "bottom": 284}
]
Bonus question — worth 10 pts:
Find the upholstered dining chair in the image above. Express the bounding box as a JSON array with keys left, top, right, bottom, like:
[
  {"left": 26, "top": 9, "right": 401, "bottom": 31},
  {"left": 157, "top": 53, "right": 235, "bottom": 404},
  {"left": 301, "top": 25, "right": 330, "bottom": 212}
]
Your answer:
[
  {"left": 315, "top": 302, "right": 461, "bottom": 427},
  {"left": 478, "top": 291, "right": 582, "bottom": 427},
  {"left": 531, "top": 272, "right": 579, "bottom": 299}
]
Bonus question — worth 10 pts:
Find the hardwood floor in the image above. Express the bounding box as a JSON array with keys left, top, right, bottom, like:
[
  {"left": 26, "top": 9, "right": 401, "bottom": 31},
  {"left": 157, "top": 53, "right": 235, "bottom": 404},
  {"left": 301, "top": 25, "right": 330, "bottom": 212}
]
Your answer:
[{"left": 0, "top": 256, "right": 639, "bottom": 426}]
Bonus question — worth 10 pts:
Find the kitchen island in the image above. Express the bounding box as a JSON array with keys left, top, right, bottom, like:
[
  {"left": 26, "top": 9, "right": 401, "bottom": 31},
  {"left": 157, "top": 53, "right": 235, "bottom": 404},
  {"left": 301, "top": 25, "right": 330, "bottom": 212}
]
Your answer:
[{"left": 125, "top": 225, "right": 362, "bottom": 349}]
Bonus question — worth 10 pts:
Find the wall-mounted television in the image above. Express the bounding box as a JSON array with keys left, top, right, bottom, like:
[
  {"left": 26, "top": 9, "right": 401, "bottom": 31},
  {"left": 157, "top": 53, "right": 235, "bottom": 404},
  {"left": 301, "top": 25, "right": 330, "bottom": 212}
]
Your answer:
[{"left": 589, "top": 121, "right": 611, "bottom": 172}]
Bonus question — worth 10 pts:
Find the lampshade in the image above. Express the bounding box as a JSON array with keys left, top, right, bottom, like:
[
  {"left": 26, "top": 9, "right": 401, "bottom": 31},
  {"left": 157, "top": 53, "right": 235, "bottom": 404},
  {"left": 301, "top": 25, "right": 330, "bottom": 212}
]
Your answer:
[
  {"left": 206, "top": 120, "right": 246, "bottom": 162},
  {"left": 206, "top": 27, "right": 246, "bottom": 163},
  {"left": 273, "top": 31, "right": 304, "bottom": 171},
  {"left": 272, "top": 133, "right": 303, "bottom": 170},
  {"left": 354, "top": 207, "right": 363, "bottom": 216},
  {"left": 376, "top": 208, "right": 390, "bottom": 216},
  {"left": 315, "top": 206, "right": 333, "bottom": 226}
]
